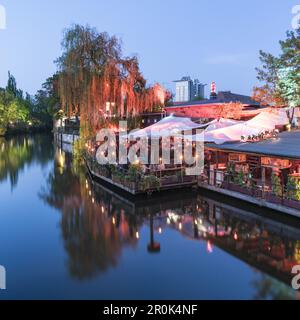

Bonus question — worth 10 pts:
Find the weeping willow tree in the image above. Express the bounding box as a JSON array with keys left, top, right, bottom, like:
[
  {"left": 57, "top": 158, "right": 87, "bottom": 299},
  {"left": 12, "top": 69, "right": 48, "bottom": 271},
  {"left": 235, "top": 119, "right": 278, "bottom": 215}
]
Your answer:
[{"left": 56, "top": 25, "right": 167, "bottom": 138}]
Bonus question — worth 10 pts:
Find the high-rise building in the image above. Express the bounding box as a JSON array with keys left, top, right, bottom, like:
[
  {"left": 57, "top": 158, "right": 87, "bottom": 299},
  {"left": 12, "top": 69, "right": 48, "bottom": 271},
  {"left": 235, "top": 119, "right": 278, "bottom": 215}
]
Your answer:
[
  {"left": 193, "top": 79, "right": 205, "bottom": 100},
  {"left": 174, "top": 76, "right": 193, "bottom": 102},
  {"left": 174, "top": 77, "right": 206, "bottom": 102}
]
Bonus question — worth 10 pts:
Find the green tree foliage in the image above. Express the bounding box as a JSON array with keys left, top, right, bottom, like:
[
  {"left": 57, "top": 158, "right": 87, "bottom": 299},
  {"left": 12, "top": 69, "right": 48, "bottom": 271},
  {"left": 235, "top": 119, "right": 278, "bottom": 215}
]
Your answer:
[
  {"left": 34, "top": 74, "right": 60, "bottom": 124},
  {"left": 254, "top": 25, "right": 300, "bottom": 123},
  {"left": 0, "top": 72, "right": 58, "bottom": 136},
  {"left": 6, "top": 71, "right": 23, "bottom": 99}
]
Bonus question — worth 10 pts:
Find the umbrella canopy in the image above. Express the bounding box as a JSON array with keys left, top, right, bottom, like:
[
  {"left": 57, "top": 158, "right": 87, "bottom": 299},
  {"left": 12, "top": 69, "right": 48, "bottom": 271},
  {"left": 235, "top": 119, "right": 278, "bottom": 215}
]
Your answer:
[
  {"left": 204, "top": 110, "right": 289, "bottom": 144},
  {"left": 130, "top": 114, "right": 204, "bottom": 139},
  {"left": 205, "top": 118, "right": 242, "bottom": 132}
]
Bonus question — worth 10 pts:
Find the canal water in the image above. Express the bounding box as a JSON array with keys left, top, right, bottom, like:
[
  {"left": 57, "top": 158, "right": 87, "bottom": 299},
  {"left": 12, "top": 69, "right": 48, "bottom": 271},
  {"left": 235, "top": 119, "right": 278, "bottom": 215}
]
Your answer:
[{"left": 0, "top": 134, "right": 300, "bottom": 300}]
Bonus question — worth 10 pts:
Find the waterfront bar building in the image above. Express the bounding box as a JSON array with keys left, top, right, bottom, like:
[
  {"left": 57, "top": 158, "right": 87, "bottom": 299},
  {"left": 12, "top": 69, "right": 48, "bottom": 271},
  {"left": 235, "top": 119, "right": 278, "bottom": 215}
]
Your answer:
[{"left": 201, "top": 130, "right": 300, "bottom": 215}]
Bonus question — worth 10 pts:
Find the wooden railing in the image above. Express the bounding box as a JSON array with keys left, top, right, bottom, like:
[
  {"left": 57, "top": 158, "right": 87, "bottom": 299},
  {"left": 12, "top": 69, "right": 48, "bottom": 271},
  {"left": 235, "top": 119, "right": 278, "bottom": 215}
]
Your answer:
[{"left": 200, "top": 169, "right": 300, "bottom": 211}]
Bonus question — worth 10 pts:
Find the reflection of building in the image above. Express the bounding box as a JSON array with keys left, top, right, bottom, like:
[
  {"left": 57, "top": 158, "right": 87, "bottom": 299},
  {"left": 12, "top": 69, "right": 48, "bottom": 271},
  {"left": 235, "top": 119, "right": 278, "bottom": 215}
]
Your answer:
[{"left": 41, "top": 146, "right": 300, "bottom": 292}]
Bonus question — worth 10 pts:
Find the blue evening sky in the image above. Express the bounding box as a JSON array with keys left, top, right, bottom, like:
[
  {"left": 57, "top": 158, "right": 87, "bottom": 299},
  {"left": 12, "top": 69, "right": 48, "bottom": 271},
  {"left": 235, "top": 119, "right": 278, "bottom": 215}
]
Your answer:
[{"left": 0, "top": 0, "right": 299, "bottom": 97}]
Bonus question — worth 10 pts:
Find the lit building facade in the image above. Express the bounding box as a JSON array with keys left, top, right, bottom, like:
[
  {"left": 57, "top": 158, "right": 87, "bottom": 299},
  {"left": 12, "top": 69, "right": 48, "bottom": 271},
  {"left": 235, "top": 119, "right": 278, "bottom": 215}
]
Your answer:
[{"left": 174, "top": 77, "right": 206, "bottom": 102}]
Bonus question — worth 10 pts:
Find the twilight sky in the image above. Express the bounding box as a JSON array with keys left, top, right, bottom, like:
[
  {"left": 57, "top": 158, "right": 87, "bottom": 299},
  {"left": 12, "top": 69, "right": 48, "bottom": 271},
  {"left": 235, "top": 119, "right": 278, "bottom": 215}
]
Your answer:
[{"left": 0, "top": 0, "right": 299, "bottom": 97}]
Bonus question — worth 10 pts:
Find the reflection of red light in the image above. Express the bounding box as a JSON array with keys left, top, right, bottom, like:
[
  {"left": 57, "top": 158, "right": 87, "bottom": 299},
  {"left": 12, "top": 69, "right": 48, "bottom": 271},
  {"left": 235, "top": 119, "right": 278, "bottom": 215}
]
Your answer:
[
  {"left": 234, "top": 233, "right": 238, "bottom": 241},
  {"left": 207, "top": 241, "right": 213, "bottom": 253}
]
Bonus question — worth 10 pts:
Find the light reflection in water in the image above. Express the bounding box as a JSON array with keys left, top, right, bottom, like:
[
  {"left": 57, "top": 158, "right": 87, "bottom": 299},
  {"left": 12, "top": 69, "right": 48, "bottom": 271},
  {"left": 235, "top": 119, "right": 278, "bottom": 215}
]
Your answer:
[
  {"left": 39, "top": 144, "right": 300, "bottom": 297},
  {"left": 1, "top": 135, "right": 300, "bottom": 299}
]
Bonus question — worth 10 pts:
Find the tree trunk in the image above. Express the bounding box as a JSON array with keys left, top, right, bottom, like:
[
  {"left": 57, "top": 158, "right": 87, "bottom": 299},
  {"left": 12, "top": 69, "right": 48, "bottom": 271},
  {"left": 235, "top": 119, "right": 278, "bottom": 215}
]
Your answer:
[{"left": 287, "top": 107, "right": 295, "bottom": 125}]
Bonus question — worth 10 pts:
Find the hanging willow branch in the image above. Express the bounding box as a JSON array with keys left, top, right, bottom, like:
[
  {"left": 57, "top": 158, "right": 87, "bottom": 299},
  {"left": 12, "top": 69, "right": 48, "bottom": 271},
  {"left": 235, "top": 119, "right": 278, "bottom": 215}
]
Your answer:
[{"left": 56, "top": 25, "right": 168, "bottom": 137}]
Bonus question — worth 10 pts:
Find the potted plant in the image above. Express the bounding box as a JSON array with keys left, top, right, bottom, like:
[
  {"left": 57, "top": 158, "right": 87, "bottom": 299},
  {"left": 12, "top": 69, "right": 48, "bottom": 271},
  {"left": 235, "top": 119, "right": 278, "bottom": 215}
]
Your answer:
[
  {"left": 284, "top": 177, "right": 300, "bottom": 210},
  {"left": 141, "top": 175, "right": 160, "bottom": 191},
  {"left": 266, "top": 173, "right": 283, "bottom": 204}
]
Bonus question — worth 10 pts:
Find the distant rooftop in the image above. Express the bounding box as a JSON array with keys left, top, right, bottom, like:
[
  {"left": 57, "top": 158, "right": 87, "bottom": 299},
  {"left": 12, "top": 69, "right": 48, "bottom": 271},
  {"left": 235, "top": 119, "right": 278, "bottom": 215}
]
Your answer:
[
  {"left": 206, "top": 130, "right": 300, "bottom": 160},
  {"left": 173, "top": 76, "right": 192, "bottom": 83},
  {"left": 168, "top": 91, "right": 260, "bottom": 108}
]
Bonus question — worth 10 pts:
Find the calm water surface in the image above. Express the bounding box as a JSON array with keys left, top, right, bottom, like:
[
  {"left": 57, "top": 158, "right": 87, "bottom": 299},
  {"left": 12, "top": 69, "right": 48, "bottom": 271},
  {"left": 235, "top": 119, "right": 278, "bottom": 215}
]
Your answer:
[{"left": 0, "top": 134, "right": 300, "bottom": 300}]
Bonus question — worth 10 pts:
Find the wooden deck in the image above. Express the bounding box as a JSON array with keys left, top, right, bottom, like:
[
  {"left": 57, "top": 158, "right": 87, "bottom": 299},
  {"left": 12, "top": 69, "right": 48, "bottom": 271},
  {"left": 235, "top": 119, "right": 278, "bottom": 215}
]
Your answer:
[{"left": 85, "top": 158, "right": 198, "bottom": 195}]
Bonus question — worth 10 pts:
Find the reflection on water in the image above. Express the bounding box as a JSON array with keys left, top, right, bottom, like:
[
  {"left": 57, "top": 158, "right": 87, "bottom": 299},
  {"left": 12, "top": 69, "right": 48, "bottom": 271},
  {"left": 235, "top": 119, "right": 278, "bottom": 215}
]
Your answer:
[
  {"left": 0, "top": 135, "right": 53, "bottom": 189},
  {"left": 1, "top": 135, "right": 300, "bottom": 299}
]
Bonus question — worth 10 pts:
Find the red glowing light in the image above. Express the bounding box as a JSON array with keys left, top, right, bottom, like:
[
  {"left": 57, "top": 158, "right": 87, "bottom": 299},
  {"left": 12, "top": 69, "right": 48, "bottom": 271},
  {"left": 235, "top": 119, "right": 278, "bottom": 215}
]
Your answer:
[
  {"left": 207, "top": 241, "right": 213, "bottom": 253},
  {"left": 211, "top": 82, "right": 216, "bottom": 94}
]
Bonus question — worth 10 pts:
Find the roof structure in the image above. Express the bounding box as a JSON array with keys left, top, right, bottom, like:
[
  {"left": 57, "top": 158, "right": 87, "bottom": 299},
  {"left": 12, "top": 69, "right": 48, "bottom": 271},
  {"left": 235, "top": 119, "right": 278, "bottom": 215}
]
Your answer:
[
  {"left": 206, "top": 130, "right": 300, "bottom": 160},
  {"left": 168, "top": 91, "right": 260, "bottom": 108},
  {"left": 164, "top": 91, "right": 264, "bottom": 119}
]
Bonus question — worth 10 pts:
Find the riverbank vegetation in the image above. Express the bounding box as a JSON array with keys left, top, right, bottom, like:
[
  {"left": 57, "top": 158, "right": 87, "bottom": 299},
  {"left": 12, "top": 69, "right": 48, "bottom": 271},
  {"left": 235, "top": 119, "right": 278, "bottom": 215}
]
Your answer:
[{"left": 0, "top": 72, "right": 59, "bottom": 136}]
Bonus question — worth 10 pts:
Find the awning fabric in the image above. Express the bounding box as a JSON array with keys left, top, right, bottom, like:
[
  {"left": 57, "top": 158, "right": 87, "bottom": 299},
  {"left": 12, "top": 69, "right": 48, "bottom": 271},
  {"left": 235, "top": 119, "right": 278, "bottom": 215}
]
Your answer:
[
  {"left": 205, "top": 118, "right": 242, "bottom": 132},
  {"left": 130, "top": 114, "right": 204, "bottom": 138},
  {"left": 204, "top": 109, "right": 289, "bottom": 144}
]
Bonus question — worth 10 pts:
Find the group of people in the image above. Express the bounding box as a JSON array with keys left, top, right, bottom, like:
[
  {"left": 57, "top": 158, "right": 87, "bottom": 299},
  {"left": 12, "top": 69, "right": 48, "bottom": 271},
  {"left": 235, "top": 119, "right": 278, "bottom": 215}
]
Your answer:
[{"left": 241, "top": 129, "right": 279, "bottom": 143}]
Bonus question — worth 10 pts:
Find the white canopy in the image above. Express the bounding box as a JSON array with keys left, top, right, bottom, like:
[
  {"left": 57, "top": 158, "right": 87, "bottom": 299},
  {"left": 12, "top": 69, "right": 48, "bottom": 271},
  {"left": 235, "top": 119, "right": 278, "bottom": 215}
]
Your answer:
[
  {"left": 204, "top": 109, "right": 289, "bottom": 144},
  {"left": 130, "top": 114, "right": 204, "bottom": 138},
  {"left": 205, "top": 118, "right": 242, "bottom": 132}
]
